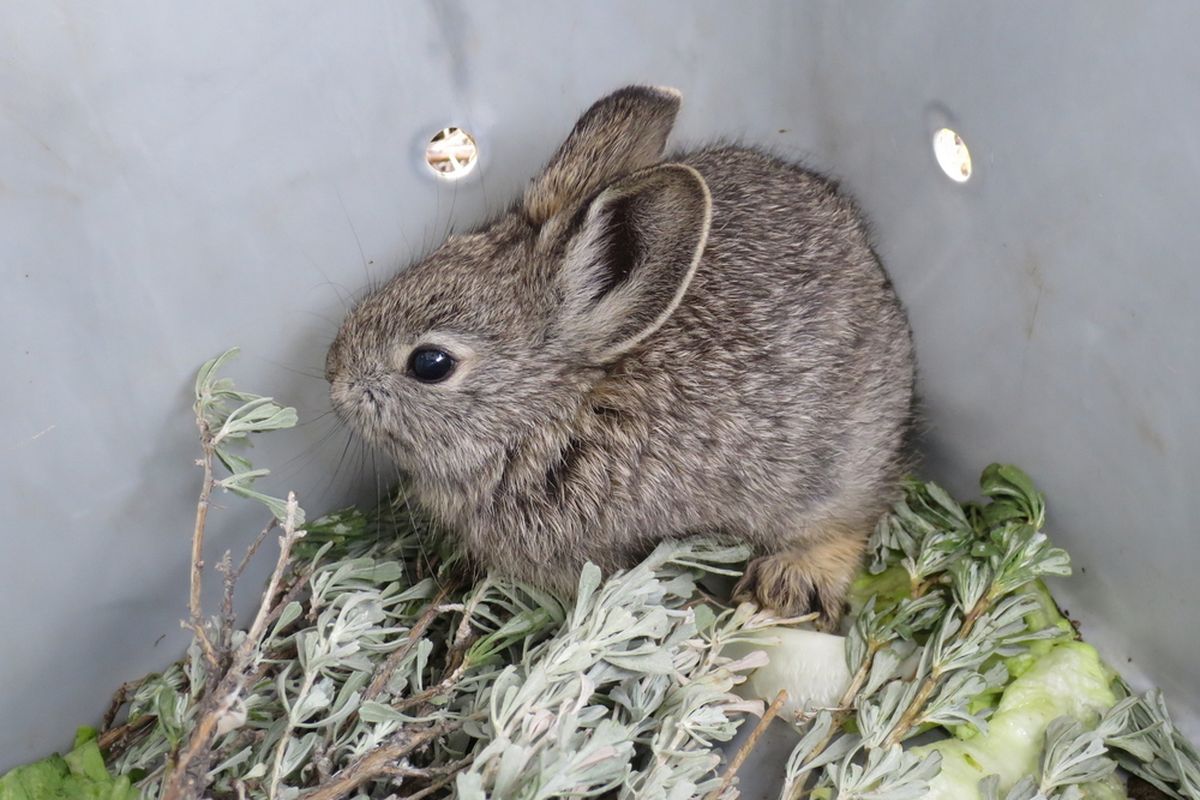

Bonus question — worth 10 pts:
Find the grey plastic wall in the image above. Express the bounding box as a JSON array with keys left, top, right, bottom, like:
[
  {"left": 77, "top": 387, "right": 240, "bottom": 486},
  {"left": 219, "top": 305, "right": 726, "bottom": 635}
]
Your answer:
[{"left": 2, "top": 0, "right": 1196, "bottom": 773}]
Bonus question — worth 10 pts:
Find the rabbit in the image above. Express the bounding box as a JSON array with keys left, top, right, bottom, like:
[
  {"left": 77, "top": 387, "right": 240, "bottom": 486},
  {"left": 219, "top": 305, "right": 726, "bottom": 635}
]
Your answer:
[{"left": 326, "top": 85, "right": 916, "bottom": 630}]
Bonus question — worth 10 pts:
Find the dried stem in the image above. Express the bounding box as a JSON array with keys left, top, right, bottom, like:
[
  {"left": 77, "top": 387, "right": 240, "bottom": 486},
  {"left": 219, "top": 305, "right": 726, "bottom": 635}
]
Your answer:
[
  {"left": 706, "top": 689, "right": 788, "bottom": 800},
  {"left": 400, "top": 769, "right": 463, "bottom": 800},
  {"left": 101, "top": 678, "right": 147, "bottom": 732},
  {"left": 160, "top": 689, "right": 231, "bottom": 799},
  {"left": 784, "top": 577, "right": 1000, "bottom": 800},
  {"left": 189, "top": 622, "right": 221, "bottom": 680},
  {"left": 439, "top": 577, "right": 488, "bottom": 682},
  {"left": 162, "top": 494, "right": 306, "bottom": 800},
  {"left": 384, "top": 757, "right": 472, "bottom": 800},
  {"left": 784, "top": 637, "right": 884, "bottom": 800},
  {"left": 450, "top": 578, "right": 487, "bottom": 650},
  {"left": 97, "top": 714, "right": 157, "bottom": 757},
  {"left": 298, "top": 719, "right": 463, "bottom": 800},
  {"left": 391, "top": 684, "right": 449, "bottom": 714},
  {"left": 269, "top": 664, "right": 317, "bottom": 798},
  {"left": 189, "top": 433, "right": 218, "bottom": 674},
  {"left": 312, "top": 739, "right": 333, "bottom": 784},
  {"left": 241, "top": 500, "right": 305, "bottom": 658},
  {"left": 258, "top": 567, "right": 313, "bottom": 644},
  {"left": 236, "top": 519, "right": 277, "bottom": 580},
  {"left": 839, "top": 642, "right": 881, "bottom": 710},
  {"left": 881, "top": 676, "right": 939, "bottom": 749},
  {"left": 217, "top": 551, "right": 237, "bottom": 654},
  {"left": 397, "top": 585, "right": 492, "bottom": 716},
  {"left": 882, "top": 590, "right": 992, "bottom": 749},
  {"left": 385, "top": 756, "right": 473, "bottom": 780},
  {"left": 362, "top": 581, "right": 458, "bottom": 702}
]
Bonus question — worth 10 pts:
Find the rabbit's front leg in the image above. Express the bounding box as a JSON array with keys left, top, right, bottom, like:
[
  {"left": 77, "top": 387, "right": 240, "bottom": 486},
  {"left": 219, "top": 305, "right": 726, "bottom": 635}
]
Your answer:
[{"left": 733, "top": 531, "right": 867, "bottom": 632}]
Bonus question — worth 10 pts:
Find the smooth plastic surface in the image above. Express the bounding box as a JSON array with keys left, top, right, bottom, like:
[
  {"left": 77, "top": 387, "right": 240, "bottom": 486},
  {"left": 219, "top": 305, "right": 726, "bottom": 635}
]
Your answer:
[{"left": 2, "top": 0, "right": 1196, "bottom": 776}]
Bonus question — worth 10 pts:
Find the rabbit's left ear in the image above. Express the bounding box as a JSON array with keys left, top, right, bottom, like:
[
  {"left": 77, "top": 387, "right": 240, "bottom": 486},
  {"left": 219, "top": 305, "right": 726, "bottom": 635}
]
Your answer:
[
  {"left": 558, "top": 163, "right": 711, "bottom": 361},
  {"left": 525, "top": 85, "right": 681, "bottom": 225}
]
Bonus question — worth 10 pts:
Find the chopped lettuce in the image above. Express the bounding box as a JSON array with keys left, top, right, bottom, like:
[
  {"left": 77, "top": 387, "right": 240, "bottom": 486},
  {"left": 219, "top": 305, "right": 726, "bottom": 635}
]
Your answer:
[
  {"left": 848, "top": 563, "right": 913, "bottom": 619},
  {"left": 1078, "top": 775, "right": 1130, "bottom": 800},
  {"left": 954, "top": 579, "right": 1077, "bottom": 741},
  {"left": 916, "top": 642, "right": 1119, "bottom": 800},
  {"left": 725, "top": 627, "right": 852, "bottom": 723},
  {"left": 0, "top": 728, "right": 138, "bottom": 800}
]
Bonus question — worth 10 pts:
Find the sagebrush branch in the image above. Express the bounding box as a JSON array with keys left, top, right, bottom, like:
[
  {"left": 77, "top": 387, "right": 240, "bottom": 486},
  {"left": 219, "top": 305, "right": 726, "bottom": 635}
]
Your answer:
[
  {"left": 298, "top": 720, "right": 464, "bottom": 800},
  {"left": 161, "top": 494, "right": 306, "bottom": 800}
]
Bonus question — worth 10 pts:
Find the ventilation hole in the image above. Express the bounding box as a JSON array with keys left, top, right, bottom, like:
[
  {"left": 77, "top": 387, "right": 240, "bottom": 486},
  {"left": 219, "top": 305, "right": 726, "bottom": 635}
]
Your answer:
[
  {"left": 425, "top": 126, "right": 478, "bottom": 178},
  {"left": 932, "top": 127, "right": 972, "bottom": 183}
]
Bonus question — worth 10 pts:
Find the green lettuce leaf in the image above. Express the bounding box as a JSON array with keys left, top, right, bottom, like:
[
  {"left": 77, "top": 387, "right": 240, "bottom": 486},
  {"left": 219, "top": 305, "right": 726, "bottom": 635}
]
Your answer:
[{"left": 0, "top": 728, "right": 138, "bottom": 800}]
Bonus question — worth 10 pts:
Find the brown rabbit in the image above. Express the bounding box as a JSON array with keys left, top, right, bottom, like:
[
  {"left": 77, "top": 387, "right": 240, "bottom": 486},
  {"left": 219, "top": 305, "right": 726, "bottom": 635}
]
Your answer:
[{"left": 327, "top": 85, "right": 915, "bottom": 630}]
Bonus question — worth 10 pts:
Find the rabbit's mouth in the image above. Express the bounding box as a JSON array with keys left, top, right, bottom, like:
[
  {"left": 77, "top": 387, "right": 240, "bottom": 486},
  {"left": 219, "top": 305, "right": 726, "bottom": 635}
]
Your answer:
[
  {"left": 330, "top": 376, "right": 429, "bottom": 475},
  {"left": 330, "top": 376, "right": 390, "bottom": 442}
]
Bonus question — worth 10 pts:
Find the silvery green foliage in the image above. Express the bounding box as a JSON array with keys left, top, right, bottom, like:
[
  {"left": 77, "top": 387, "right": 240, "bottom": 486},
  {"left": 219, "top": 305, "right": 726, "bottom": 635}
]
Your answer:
[
  {"left": 112, "top": 502, "right": 444, "bottom": 796},
  {"left": 195, "top": 347, "right": 303, "bottom": 524},
  {"left": 1101, "top": 689, "right": 1200, "bottom": 799},
  {"left": 778, "top": 712, "right": 858, "bottom": 796},
  {"left": 109, "top": 351, "right": 783, "bottom": 798},
  {"left": 785, "top": 468, "right": 1200, "bottom": 800},
  {"left": 824, "top": 745, "right": 941, "bottom": 800},
  {"left": 974, "top": 688, "right": 1200, "bottom": 800},
  {"left": 455, "top": 548, "right": 776, "bottom": 800},
  {"left": 113, "top": 509, "right": 778, "bottom": 798},
  {"left": 782, "top": 468, "right": 1075, "bottom": 799},
  {"left": 1036, "top": 717, "right": 1119, "bottom": 793},
  {"left": 109, "top": 352, "right": 1200, "bottom": 800}
]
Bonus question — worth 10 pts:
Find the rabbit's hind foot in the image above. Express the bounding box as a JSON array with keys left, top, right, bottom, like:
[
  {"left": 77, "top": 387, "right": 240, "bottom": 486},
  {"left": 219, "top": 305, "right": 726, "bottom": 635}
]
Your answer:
[{"left": 732, "top": 532, "right": 867, "bottom": 632}]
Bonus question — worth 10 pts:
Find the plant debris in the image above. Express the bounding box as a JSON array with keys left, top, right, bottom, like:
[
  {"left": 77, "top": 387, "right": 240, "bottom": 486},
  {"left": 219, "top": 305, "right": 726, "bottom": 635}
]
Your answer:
[
  {"left": 105, "top": 349, "right": 792, "bottom": 800},
  {"left": 3, "top": 349, "right": 1198, "bottom": 800}
]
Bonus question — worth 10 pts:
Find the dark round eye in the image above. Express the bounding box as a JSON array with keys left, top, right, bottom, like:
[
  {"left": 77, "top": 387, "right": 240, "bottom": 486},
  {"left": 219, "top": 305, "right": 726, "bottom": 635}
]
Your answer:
[{"left": 407, "top": 347, "right": 456, "bottom": 383}]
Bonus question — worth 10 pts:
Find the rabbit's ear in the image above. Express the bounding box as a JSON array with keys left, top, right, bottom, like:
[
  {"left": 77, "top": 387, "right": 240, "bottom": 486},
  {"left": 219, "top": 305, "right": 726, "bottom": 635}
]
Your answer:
[
  {"left": 524, "top": 85, "right": 681, "bottom": 225},
  {"left": 559, "top": 163, "right": 711, "bottom": 361}
]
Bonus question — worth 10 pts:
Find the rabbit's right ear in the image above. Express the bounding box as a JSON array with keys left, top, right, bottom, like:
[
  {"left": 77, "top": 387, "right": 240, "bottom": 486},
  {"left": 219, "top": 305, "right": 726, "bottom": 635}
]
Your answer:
[
  {"left": 558, "top": 163, "right": 711, "bottom": 362},
  {"left": 524, "top": 85, "right": 681, "bottom": 225}
]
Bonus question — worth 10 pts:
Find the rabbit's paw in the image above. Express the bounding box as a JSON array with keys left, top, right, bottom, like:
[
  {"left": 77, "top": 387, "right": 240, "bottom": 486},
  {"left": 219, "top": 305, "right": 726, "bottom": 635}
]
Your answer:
[{"left": 734, "top": 535, "right": 864, "bottom": 632}]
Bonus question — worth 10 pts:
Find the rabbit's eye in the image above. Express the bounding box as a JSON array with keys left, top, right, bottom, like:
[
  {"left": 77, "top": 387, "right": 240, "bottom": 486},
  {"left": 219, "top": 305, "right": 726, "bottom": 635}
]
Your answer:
[{"left": 407, "top": 347, "right": 456, "bottom": 383}]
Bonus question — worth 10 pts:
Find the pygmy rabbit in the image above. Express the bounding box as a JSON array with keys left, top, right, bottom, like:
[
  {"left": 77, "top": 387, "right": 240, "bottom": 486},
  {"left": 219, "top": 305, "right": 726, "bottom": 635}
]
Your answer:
[{"left": 327, "top": 85, "right": 916, "bottom": 629}]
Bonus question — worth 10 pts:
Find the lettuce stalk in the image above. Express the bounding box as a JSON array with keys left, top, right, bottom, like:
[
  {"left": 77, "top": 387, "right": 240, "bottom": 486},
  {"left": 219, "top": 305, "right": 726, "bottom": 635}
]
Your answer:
[{"left": 916, "top": 641, "right": 1119, "bottom": 800}]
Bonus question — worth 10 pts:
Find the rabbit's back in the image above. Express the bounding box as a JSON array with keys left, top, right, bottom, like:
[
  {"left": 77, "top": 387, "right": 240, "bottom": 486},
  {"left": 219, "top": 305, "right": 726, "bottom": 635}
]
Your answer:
[{"left": 602, "top": 145, "right": 915, "bottom": 552}]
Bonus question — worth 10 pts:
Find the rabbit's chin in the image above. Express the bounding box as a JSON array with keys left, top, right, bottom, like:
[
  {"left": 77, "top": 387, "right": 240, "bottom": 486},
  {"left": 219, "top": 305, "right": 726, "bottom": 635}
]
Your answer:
[
  {"left": 374, "top": 436, "right": 420, "bottom": 476},
  {"left": 378, "top": 438, "right": 477, "bottom": 493}
]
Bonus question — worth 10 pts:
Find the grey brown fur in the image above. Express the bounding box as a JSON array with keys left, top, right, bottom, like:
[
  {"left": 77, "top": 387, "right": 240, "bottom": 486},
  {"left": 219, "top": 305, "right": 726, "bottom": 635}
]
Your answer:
[{"left": 327, "top": 85, "right": 915, "bottom": 629}]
